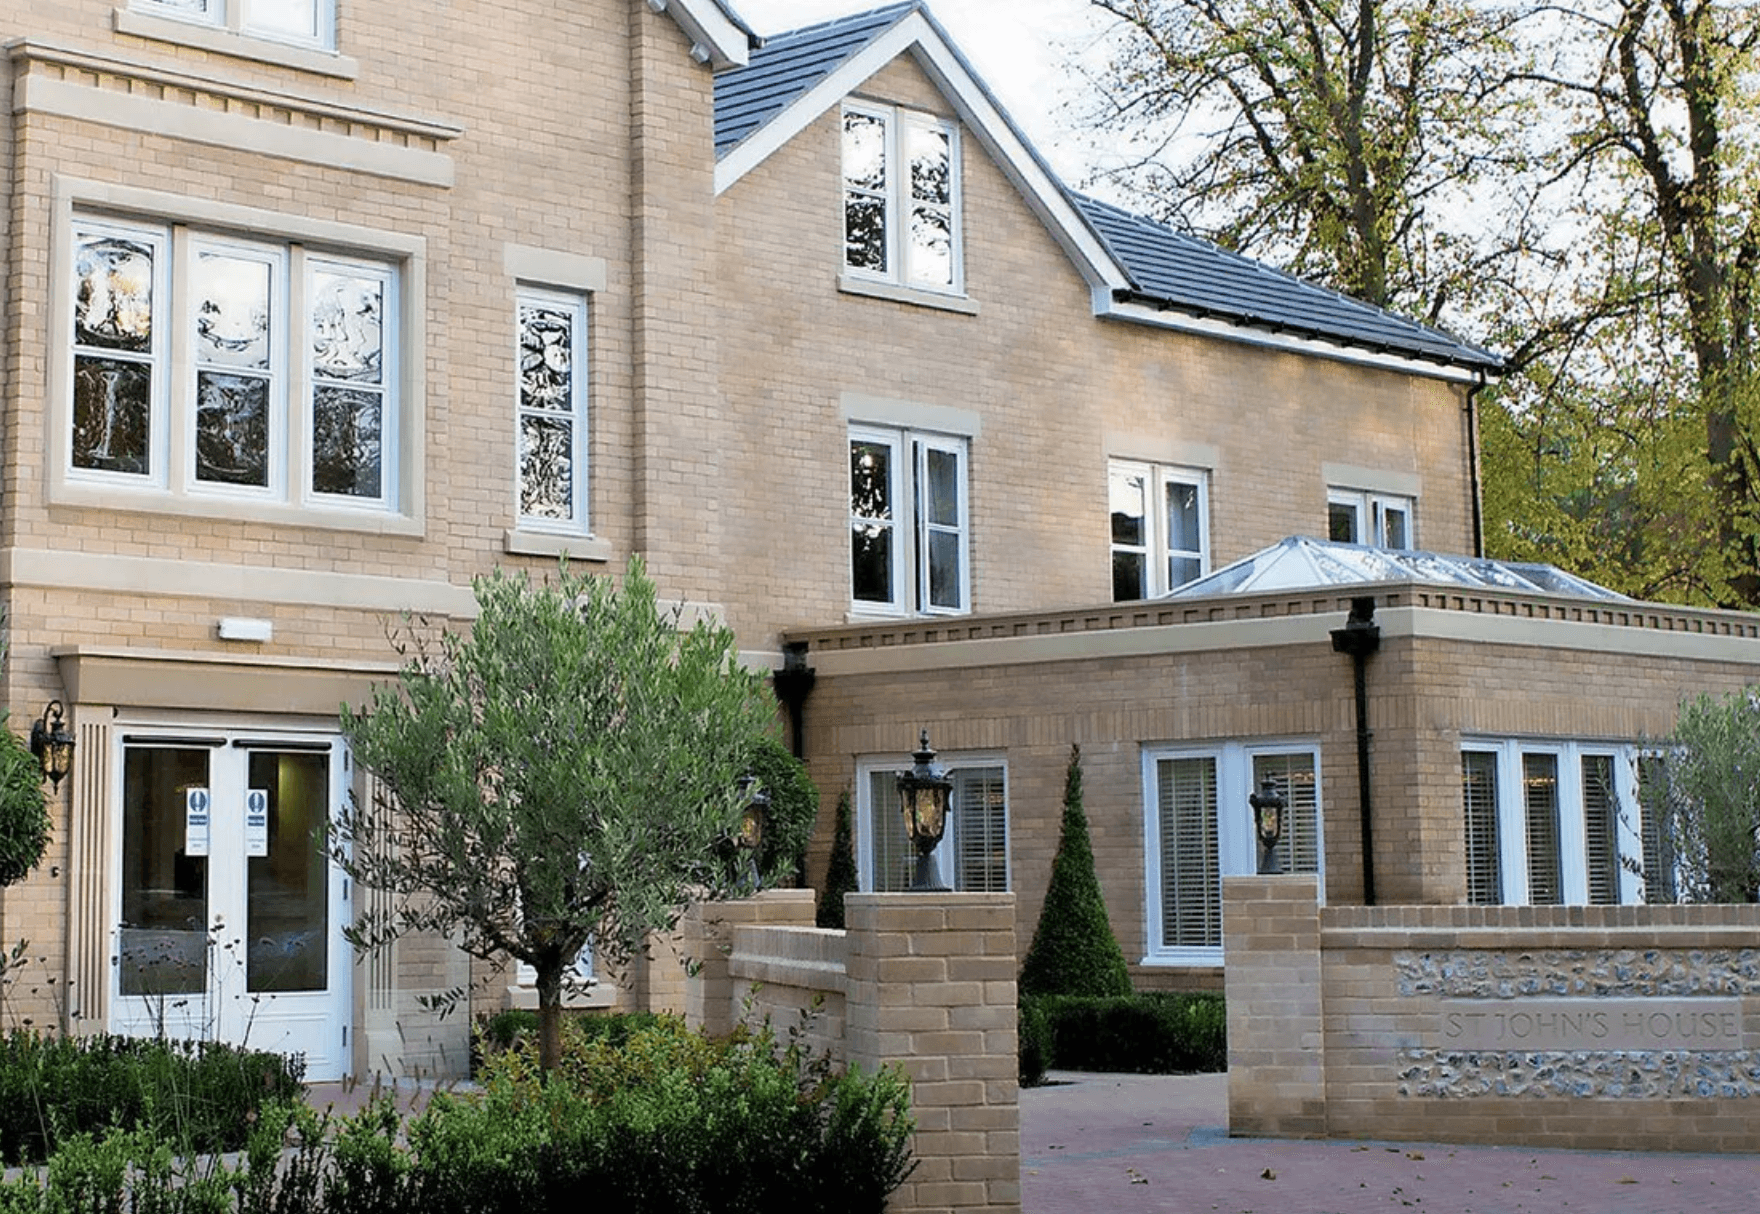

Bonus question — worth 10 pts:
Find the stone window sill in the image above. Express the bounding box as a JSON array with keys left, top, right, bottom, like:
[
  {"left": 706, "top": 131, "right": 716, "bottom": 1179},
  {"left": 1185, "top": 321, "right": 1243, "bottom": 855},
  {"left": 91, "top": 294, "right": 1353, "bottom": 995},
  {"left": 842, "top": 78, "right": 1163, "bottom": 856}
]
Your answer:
[
  {"left": 113, "top": 8, "right": 359, "bottom": 79},
  {"left": 837, "top": 274, "right": 980, "bottom": 316}
]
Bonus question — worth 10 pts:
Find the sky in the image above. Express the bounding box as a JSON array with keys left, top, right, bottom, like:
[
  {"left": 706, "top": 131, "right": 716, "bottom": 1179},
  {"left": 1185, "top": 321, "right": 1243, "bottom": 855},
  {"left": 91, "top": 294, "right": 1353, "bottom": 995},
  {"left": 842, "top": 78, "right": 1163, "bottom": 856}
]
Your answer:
[{"left": 729, "top": 0, "right": 1117, "bottom": 185}]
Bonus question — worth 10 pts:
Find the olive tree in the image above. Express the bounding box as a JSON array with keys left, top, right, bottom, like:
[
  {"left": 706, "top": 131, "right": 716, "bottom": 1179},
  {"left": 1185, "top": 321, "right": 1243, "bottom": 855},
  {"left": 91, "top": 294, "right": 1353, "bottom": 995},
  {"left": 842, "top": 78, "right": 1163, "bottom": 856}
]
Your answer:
[
  {"left": 1641, "top": 687, "right": 1760, "bottom": 903},
  {"left": 335, "top": 558, "right": 779, "bottom": 1072}
]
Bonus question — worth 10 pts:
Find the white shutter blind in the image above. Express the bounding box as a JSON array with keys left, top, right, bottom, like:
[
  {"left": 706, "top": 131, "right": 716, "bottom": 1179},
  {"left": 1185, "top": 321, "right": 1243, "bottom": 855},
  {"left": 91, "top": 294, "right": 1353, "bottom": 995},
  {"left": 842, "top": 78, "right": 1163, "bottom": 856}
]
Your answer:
[
  {"left": 1638, "top": 755, "right": 1675, "bottom": 903},
  {"left": 1253, "top": 752, "right": 1319, "bottom": 875},
  {"left": 1582, "top": 754, "right": 1620, "bottom": 905},
  {"left": 1461, "top": 751, "right": 1501, "bottom": 905},
  {"left": 953, "top": 767, "right": 1008, "bottom": 893},
  {"left": 1158, "top": 756, "right": 1220, "bottom": 948},
  {"left": 1524, "top": 753, "right": 1562, "bottom": 904},
  {"left": 867, "top": 769, "right": 914, "bottom": 892}
]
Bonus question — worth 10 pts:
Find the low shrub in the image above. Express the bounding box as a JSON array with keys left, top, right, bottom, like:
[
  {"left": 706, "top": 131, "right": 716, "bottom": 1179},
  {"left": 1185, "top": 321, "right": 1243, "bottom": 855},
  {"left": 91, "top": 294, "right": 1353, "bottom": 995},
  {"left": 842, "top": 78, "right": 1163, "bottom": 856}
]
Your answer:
[
  {"left": 0, "top": 1031, "right": 305, "bottom": 1165},
  {"left": 1018, "top": 998, "right": 1052, "bottom": 1087},
  {"left": 1021, "top": 992, "right": 1226, "bottom": 1078}
]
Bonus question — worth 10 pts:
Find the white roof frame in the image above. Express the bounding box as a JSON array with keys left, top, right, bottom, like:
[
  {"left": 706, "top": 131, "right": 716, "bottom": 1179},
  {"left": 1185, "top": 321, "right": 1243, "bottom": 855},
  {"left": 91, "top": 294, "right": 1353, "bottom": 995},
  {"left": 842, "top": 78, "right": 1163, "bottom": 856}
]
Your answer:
[{"left": 648, "top": 0, "right": 750, "bottom": 69}]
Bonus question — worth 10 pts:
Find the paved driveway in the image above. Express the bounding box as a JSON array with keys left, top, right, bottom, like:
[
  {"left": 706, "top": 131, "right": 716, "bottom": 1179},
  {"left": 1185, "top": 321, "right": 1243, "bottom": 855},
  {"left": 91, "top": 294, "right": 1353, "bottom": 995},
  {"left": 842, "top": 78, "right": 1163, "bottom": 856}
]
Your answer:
[{"left": 1022, "top": 1071, "right": 1760, "bottom": 1214}]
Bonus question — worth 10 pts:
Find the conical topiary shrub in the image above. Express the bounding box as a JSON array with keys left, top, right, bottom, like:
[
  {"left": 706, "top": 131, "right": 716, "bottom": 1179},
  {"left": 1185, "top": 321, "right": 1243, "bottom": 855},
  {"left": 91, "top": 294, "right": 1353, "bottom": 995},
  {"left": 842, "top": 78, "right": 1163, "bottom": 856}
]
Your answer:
[
  {"left": 1019, "top": 743, "right": 1131, "bottom": 997},
  {"left": 817, "top": 787, "right": 860, "bottom": 930}
]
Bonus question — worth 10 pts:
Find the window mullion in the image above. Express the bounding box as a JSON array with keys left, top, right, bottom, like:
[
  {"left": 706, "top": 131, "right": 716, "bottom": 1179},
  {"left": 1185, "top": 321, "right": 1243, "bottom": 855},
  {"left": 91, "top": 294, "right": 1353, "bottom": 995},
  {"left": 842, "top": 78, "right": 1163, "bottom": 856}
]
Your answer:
[
  {"left": 288, "top": 247, "right": 311, "bottom": 503},
  {"left": 165, "top": 226, "right": 194, "bottom": 492}
]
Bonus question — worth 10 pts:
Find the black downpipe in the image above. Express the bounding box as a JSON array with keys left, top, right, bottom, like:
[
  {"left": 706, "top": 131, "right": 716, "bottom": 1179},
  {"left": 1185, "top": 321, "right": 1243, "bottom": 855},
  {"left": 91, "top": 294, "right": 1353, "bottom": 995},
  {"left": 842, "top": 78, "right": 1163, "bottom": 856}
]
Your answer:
[
  {"left": 1466, "top": 372, "right": 1488, "bottom": 558},
  {"left": 772, "top": 642, "right": 817, "bottom": 760},
  {"left": 1330, "top": 597, "right": 1381, "bottom": 905}
]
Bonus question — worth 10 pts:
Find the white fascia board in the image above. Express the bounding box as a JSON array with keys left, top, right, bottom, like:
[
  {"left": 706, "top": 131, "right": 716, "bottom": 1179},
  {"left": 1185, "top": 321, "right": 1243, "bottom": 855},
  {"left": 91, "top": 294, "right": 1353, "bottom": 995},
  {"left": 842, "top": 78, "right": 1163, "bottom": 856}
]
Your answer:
[
  {"left": 1098, "top": 293, "right": 1487, "bottom": 385},
  {"left": 711, "top": 12, "right": 1129, "bottom": 293},
  {"left": 654, "top": 0, "right": 750, "bottom": 69}
]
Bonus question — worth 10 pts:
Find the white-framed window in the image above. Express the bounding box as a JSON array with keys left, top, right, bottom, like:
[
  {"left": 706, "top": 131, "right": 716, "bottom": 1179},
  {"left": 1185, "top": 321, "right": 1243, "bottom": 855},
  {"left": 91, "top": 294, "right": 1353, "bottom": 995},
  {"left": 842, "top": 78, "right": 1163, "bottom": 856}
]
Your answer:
[
  {"left": 856, "top": 756, "right": 1008, "bottom": 893},
  {"left": 70, "top": 214, "right": 400, "bottom": 513},
  {"left": 131, "top": 0, "right": 335, "bottom": 49},
  {"left": 515, "top": 288, "right": 589, "bottom": 530},
  {"left": 1460, "top": 740, "right": 1645, "bottom": 906},
  {"left": 514, "top": 943, "right": 595, "bottom": 989},
  {"left": 841, "top": 102, "right": 962, "bottom": 293},
  {"left": 849, "top": 425, "right": 970, "bottom": 615},
  {"left": 1328, "top": 487, "right": 1413, "bottom": 549},
  {"left": 1143, "top": 743, "right": 1321, "bottom": 965},
  {"left": 1109, "top": 460, "right": 1209, "bottom": 600}
]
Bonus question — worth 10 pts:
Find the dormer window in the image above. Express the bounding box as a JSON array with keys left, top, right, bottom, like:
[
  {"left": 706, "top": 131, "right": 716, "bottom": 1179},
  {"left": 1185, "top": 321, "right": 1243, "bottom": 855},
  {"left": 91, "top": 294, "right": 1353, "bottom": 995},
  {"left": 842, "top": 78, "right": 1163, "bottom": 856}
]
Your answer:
[{"left": 842, "top": 103, "right": 962, "bottom": 293}]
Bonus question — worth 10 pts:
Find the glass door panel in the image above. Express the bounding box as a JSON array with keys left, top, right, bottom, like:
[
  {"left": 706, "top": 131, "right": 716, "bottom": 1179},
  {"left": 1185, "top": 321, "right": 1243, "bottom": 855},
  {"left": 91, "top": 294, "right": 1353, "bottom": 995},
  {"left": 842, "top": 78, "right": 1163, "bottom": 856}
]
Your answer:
[
  {"left": 245, "top": 750, "right": 329, "bottom": 993},
  {"left": 118, "top": 747, "right": 211, "bottom": 997}
]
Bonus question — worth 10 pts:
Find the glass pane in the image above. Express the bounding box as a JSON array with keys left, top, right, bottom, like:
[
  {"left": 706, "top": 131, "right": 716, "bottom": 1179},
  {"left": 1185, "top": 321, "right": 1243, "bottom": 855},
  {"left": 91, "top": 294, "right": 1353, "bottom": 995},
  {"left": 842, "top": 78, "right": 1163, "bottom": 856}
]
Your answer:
[
  {"left": 312, "top": 386, "right": 383, "bottom": 497},
  {"left": 74, "top": 235, "right": 155, "bottom": 353},
  {"left": 246, "top": 0, "right": 320, "bottom": 40},
  {"left": 1166, "top": 479, "right": 1201, "bottom": 553},
  {"left": 1158, "top": 756, "right": 1220, "bottom": 948},
  {"left": 1461, "top": 751, "right": 1501, "bottom": 905},
  {"left": 927, "top": 529, "right": 962, "bottom": 609},
  {"left": 73, "top": 356, "right": 152, "bottom": 474},
  {"left": 1329, "top": 501, "right": 1359, "bottom": 543},
  {"left": 1381, "top": 504, "right": 1409, "bottom": 549},
  {"left": 1582, "top": 754, "right": 1619, "bottom": 905},
  {"left": 868, "top": 770, "right": 913, "bottom": 892},
  {"left": 195, "top": 372, "right": 271, "bottom": 487},
  {"left": 311, "top": 271, "right": 384, "bottom": 384},
  {"left": 842, "top": 111, "right": 888, "bottom": 191},
  {"left": 924, "top": 447, "right": 960, "bottom": 527},
  {"left": 1109, "top": 468, "right": 1147, "bottom": 546},
  {"left": 519, "top": 414, "right": 575, "bottom": 521},
  {"left": 908, "top": 124, "right": 951, "bottom": 205},
  {"left": 195, "top": 254, "right": 272, "bottom": 370},
  {"left": 953, "top": 768, "right": 1007, "bottom": 892},
  {"left": 120, "top": 748, "right": 210, "bottom": 997},
  {"left": 144, "top": 0, "right": 217, "bottom": 16},
  {"left": 1168, "top": 554, "right": 1202, "bottom": 589},
  {"left": 908, "top": 206, "right": 953, "bottom": 287},
  {"left": 852, "top": 524, "right": 893, "bottom": 603},
  {"left": 1638, "top": 755, "right": 1676, "bottom": 903},
  {"left": 519, "top": 302, "right": 575, "bottom": 413},
  {"left": 845, "top": 196, "right": 888, "bottom": 273},
  {"left": 246, "top": 751, "right": 329, "bottom": 993},
  {"left": 1113, "top": 551, "right": 1146, "bottom": 602},
  {"left": 1254, "top": 752, "right": 1319, "bottom": 874},
  {"left": 850, "top": 440, "right": 892, "bottom": 522},
  {"left": 1524, "top": 753, "right": 1561, "bottom": 904}
]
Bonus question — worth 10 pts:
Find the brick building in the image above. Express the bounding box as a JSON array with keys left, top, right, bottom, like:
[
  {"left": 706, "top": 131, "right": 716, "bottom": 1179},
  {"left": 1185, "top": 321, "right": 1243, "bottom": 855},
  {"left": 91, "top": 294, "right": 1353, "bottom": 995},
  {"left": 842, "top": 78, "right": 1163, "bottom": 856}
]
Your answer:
[{"left": 2, "top": 0, "right": 1754, "bottom": 1079}]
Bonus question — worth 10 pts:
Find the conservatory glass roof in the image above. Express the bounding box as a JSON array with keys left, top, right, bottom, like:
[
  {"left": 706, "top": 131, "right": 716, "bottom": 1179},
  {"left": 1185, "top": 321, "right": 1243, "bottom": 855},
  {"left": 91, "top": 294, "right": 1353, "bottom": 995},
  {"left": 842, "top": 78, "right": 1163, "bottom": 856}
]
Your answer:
[{"left": 1162, "top": 536, "right": 1629, "bottom": 601}]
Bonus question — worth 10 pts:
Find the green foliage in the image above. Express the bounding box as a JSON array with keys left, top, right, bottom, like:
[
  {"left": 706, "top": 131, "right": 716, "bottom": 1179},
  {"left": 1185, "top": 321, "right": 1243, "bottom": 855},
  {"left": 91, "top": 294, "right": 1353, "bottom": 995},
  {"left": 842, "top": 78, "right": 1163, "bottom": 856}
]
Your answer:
[
  {"left": 739, "top": 735, "right": 819, "bottom": 888},
  {"left": 817, "top": 788, "right": 859, "bottom": 931},
  {"left": 0, "top": 725, "right": 49, "bottom": 890},
  {"left": 0, "top": 1032, "right": 304, "bottom": 1166},
  {"left": 1019, "top": 745, "right": 1131, "bottom": 998},
  {"left": 1645, "top": 688, "right": 1760, "bottom": 903},
  {"left": 1017, "top": 998, "right": 1052, "bottom": 1087},
  {"left": 336, "top": 556, "right": 779, "bottom": 1070},
  {"left": 1021, "top": 992, "right": 1227, "bottom": 1075}
]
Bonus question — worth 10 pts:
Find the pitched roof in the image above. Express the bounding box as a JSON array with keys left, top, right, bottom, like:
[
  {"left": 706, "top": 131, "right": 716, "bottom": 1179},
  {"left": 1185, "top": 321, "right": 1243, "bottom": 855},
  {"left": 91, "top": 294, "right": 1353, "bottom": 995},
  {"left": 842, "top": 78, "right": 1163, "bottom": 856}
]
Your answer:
[
  {"left": 1078, "top": 196, "right": 1503, "bottom": 373},
  {"left": 714, "top": 2, "right": 1504, "bottom": 378},
  {"left": 1163, "top": 536, "right": 1625, "bottom": 601},
  {"left": 658, "top": 0, "right": 755, "bottom": 69}
]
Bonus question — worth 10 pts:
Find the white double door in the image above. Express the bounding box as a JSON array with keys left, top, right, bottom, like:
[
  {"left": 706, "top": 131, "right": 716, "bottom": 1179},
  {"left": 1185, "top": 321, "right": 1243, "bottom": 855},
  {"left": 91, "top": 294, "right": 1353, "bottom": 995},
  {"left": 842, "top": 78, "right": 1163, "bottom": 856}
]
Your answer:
[{"left": 111, "top": 730, "right": 352, "bottom": 1081}]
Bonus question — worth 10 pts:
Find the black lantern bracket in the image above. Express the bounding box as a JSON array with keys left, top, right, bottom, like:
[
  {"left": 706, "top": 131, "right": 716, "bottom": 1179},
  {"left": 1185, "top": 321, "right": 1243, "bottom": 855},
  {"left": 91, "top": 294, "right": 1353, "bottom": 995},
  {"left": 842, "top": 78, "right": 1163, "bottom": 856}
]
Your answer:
[{"left": 31, "top": 700, "right": 75, "bottom": 790}]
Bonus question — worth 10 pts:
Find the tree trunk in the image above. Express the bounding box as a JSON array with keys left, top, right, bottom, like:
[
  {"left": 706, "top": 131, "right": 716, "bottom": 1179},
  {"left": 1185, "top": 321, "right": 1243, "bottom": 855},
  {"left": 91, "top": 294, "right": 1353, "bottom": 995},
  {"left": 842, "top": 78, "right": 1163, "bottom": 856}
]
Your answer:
[{"left": 536, "top": 965, "right": 564, "bottom": 1077}]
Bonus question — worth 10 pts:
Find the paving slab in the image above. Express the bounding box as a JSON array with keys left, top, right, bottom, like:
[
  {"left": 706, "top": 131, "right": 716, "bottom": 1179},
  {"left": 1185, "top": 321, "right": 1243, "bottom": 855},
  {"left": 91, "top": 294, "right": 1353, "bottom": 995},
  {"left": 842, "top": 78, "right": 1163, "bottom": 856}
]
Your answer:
[{"left": 1022, "top": 1071, "right": 1760, "bottom": 1214}]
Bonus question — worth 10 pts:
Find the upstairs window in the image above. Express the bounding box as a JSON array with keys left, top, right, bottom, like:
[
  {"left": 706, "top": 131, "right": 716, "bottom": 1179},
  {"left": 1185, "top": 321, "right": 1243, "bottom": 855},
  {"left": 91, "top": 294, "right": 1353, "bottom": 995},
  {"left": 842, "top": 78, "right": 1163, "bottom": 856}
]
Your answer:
[
  {"left": 842, "top": 103, "right": 962, "bottom": 293},
  {"left": 515, "top": 288, "right": 589, "bottom": 531},
  {"left": 850, "top": 425, "right": 969, "bottom": 615},
  {"left": 1110, "top": 460, "right": 1209, "bottom": 600},
  {"left": 131, "top": 0, "right": 335, "bottom": 48},
  {"left": 71, "top": 215, "right": 399, "bottom": 512},
  {"left": 1328, "top": 487, "right": 1413, "bottom": 548}
]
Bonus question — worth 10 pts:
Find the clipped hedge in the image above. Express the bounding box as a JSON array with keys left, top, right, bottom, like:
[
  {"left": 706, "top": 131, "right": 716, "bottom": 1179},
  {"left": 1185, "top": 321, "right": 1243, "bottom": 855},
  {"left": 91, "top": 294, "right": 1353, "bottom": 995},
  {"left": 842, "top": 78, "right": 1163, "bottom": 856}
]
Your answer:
[
  {"left": 0, "top": 1031, "right": 305, "bottom": 1165},
  {"left": 1020, "top": 992, "right": 1226, "bottom": 1080}
]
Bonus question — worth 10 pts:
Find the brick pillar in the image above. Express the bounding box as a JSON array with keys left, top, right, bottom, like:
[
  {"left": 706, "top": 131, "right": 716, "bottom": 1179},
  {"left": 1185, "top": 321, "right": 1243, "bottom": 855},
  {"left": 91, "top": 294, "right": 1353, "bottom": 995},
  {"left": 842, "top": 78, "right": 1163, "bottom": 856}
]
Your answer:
[
  {"left": 844, "top": 892, "right": 1019, "bottom": 1214},
  {"left": 1223, "top": 875, "right": 1326, "bottom": 1137},
  {"left": 679, "top": 889, "right": 816, "bottom": 1034}
]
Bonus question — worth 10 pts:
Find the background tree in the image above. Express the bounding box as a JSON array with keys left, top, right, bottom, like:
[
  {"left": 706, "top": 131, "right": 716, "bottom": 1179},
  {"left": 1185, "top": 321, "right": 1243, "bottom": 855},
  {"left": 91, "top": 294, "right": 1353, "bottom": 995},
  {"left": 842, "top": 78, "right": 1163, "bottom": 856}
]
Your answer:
[
  {"left": 816, "top": 788, "right": 860, "bottom": 931},
  {"left": 1642, "top": 687, "right": 1760, "bottom": 902},
  {"left": 1019, "top": 745, "right": 1132, "bottom": 998},
  {"left": 336, "top": 558, "right": 778, "bottom": 1073}
]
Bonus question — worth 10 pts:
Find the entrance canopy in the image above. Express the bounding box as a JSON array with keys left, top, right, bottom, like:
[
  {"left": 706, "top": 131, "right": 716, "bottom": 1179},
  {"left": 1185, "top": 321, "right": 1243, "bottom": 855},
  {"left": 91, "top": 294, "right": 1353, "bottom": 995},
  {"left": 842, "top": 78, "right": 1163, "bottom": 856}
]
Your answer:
[{"left": 1163, "top": 536, "right": 1628, "bottom": 602}]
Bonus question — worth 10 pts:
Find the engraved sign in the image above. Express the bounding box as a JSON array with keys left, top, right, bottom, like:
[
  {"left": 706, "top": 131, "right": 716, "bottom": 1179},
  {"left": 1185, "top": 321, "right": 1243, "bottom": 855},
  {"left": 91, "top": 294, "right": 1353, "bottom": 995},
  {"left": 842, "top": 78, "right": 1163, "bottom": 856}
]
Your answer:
[{"left": 1437, "top": 998, "right": 1746, "bottom": 1051}]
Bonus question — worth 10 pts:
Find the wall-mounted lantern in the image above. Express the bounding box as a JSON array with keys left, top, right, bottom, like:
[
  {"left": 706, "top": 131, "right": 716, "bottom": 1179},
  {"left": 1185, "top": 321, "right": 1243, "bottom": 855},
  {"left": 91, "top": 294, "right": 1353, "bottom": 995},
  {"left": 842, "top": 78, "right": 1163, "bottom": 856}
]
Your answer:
[
  {"left": 735, "top": 774, "right": 770, "bottom": 887},
  {"left": 895, "top": 730, "right": 953, "bottom": 892},
  {"left": 1249, "top": 778, "right": 1286, "bottom": 875},
  {"left": 30, "top": 701, "right": 74, "bottom": 790}
]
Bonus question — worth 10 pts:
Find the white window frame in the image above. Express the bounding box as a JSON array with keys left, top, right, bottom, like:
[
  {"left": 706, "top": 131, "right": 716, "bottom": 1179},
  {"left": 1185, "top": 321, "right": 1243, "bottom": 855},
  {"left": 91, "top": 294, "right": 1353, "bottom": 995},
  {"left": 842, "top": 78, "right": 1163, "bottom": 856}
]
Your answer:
[
  {"left": 840, "top": 102, "right": 964, "bottom": 295},
  {"left": 63, "top": 209, "right": 408, "bottom": 524},
  {"left": 131, "top": 0, "right": 336, "bottom": 50},
  {"left": 1328, "top": 487, "right": 1414, "bottom": 549},
  {"left": 854, "top": 753, "right": 1009, "bottom": 894},
  {"left": 849, "top": 424, "right": 971, "bottom": 616},
  {"left": 1109, "top": 459, "right": 1210, "bottom": 600},
  {"left": 1459, "top": 739, "right": 1645, "bottom": 906},
  {"left": 1142, "top": 741, "right": 1323, "bottom": 966},
  {"left": 514, "top": 286, "right": 590, "bottom": 533}
]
